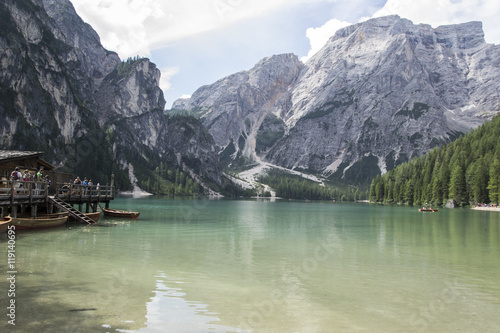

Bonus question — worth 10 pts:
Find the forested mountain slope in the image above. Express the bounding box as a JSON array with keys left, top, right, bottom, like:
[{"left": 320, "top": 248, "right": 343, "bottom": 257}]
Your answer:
[{"left": 369, "top": 116, "right": 500, "bottom": 206}]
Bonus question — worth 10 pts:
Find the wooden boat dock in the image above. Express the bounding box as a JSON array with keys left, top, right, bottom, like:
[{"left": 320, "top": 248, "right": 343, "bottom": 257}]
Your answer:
[
  {"left": 0, "top": 150, "right": 115, "bottom": 224},
  {"left": 0, "top": 180, "right": 114, "bottom": 224}
]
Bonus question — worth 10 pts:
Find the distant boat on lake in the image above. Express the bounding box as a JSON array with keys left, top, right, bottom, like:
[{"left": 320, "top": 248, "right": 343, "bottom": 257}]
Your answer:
[{"left": 419, "top": 208, "right": 438, "bottom": 212}]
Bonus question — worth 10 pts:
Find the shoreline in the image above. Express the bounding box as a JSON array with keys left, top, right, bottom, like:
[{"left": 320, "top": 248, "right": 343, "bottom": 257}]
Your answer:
[{"left": 471, "top": 206, "right": 500, "bottom": 212}]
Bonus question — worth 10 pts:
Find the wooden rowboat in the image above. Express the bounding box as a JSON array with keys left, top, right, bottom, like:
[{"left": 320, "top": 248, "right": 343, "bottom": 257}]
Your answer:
[
  {"left": 103, "top": 208, "right": 139, "bottom": 219},
  {"left": 0, "top": 216, "right": 12, "bottom": 233},
  {"left": 10, "top": 215, "right": 68, "bottom": 229},
  {"left": 419, "top": 208, "right": 438, "bottom": 212},
  {"left": 68, "top": 211, "right": 101, "bottom": 223}
]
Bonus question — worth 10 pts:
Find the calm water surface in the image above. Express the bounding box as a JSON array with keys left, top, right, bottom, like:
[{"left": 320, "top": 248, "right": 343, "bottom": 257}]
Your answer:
[{"left": 1, "top": 198, "right": 499, "bottom": 332}]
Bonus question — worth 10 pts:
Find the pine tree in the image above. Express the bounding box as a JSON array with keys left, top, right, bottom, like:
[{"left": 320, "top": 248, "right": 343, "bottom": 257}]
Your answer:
[
  {"left": 404, "top": 180, "right": 414, "bottom": 205},
  {"left": 378, "top": 180, "right": 385, "bottom": 202},
  {"left": 449, "top": 165, "right": 467, "bottom": 206},
  {"left": 487, "top": 158, "right": 500, "bottom": 205},
  {"left": 369, "top": 175, "right": 380, "bottom": 202},
  {"left": 467, "top": 158, "right": 489, "bottom": 204}
]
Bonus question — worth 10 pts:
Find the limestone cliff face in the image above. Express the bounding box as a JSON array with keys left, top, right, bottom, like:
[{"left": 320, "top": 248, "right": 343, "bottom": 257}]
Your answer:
[
  {"left": 0, "top": 0, "right": 225, "bottom": 192},
  {"left": 95, "top": 58, "right": 165, "bottom": 124},
  {"left": 173, "top": 54, "right": 303, "bottom": 163},
  {"left": 174, "top": 16, "right": 500, "bottom": 183}
]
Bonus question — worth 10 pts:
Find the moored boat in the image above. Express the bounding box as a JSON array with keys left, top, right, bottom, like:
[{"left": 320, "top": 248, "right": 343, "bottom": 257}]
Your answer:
[
  {"left": 419, "top": 208, "right": 438, "bottom": 212},
  {"left": 0, "top": 216, "right": 12, "bottom": 233},
  {"left": 10, "top": 215, "right": 68, "bottom": 229},
  {"left": 103, "top": 208, "right": 139, "bottom": 219}
]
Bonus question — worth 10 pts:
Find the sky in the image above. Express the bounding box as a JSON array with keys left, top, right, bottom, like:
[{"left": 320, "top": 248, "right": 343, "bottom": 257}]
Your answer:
[{"left": 70, "top": 0, "right": 500, "bottom": 109}]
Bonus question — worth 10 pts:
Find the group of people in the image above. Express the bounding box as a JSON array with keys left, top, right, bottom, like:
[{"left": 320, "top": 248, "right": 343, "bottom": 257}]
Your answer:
[
  {"left": 10, "top": 167, "right": 50, "bottom": 185},
  {"left": 9, "top": 168, "right": 103, "bottom": 196},
  {"left": 73, "top": 176, "right": 95, "bottom": 187},
  {"left": 71, "top": 176, "right": 100, "bottom": 195},
  {"left": 9, "top": 167, "right": 50, "bottom": 194}
]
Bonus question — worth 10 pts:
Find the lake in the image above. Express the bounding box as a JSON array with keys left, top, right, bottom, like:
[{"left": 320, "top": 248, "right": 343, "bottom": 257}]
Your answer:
[{"left": 1, "top": 198, "right": 499, "bottom": 332}]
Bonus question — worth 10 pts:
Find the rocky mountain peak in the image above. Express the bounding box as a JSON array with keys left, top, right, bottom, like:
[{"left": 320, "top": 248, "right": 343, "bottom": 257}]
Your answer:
[
  {"left": 434, "top": 21, "right": 485, "bottom": 49},
  {"left": 173, "top": 15, "right": 500, "bottom": 185},
  {"left": 172, "top": 52, "right": 303, "bottom": 161}
]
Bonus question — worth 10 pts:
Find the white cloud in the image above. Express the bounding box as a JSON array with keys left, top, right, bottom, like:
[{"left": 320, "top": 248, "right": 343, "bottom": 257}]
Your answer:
[
  {"left": 71, "top": 0, "right": 310, "bottom": 59},
  {"left": 71, "top": 0, "right": 500, "bottom": 61},
  {"left": 371, "top": 0, "right": 500, "bottom": 44},
  {"left": 72, "top": 0, "right": 165, "bottom": 58},
  {"left": 300, "top": 18, "right": 352, "bottom": 62},
  {"left": 300, "top": 0, "right": 500, "bottom": 63},
  {"left": 159, "top": 67, "right": 180, "bottom": 91}
]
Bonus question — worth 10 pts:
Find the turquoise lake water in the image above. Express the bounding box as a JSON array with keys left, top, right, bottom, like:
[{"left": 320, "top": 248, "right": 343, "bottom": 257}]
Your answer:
[{"left": 1, "top": 197, "right": 499, "bottom": 332}]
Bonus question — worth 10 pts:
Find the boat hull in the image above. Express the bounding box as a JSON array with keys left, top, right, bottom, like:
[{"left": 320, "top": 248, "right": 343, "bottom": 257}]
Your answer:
[
  {"left": 103, "top": 208, "right": 139, "bottom": 219},
  {"left": 419, "top": 209, "right": 438, "bottom": 212},
  {"left": 11, "top": 216, "right": 68, "bottom": 229},
  {"left": 0, "top": 217, "right": 12, "bottom": 233}
]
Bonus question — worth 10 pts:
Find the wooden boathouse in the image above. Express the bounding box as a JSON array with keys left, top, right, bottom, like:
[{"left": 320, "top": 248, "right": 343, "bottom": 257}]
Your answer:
[{"left": 0, "top": 150, "right": 114, "bottom": 223}]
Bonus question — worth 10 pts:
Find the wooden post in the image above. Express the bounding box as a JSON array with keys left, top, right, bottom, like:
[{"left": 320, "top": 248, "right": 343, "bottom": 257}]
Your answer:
[
  {"left": 11, "top": 205, "right": 17, "bottom": 218},
  {"left": 29, "top": 181, "right": 33, "bottom": 203},
  {"left": 31, "top": 204, "right": 37, "bottom": 218},
  {"left": 110, "top": 173, "right": 115, "bottom": 200},
  {"left": 10, "top": 180, "right": 14, "bottom": 208}
]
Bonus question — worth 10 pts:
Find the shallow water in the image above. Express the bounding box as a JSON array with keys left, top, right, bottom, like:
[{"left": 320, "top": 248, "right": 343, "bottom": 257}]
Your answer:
[{"left": 1, "top": 198, "right": 499, "bottom": 332}]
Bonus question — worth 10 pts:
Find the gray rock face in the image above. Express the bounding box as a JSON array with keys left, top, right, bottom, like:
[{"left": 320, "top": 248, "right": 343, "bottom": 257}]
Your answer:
[
  {"left": 174, "top": 15, "right": 500, "bottom": 182},
  {"left": 0, "top": 0, "right": 225, "bottom": 191},
  {"left": 173, "top": 53, "right": 303, "bottom": 161},
  {"left": 95, "top": 58, "right": 165, "bottom": 124},
  {"left": 445, "top": 199, "right": 458, "bottom": 209}
]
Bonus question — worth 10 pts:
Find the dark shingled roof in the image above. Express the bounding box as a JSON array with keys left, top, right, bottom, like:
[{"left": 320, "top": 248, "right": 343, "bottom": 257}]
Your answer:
[
  {"left": 0, "top": 150, "right": 54, "bottom": 170},
  {"left": 0, "top": 150, "right": 44, "bottom": 161}
]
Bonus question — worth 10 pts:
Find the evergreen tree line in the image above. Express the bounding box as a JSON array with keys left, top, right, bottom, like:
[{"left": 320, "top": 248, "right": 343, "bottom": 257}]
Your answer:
[
  {"left": 369, "top": 115, "right": 500, "bottom": 206},
  {"left": 138, "top": 162, "right": 203, "bottom": 196},
  {"left": 258, "top": 169, "right": 369, "bottom": 201}
]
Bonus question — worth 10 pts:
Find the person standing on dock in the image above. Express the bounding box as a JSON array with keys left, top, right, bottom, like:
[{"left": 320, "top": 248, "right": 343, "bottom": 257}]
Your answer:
[
  {"left": 82, "top": 177, "right": 88, "bottom": 195},
  {"left": 10, "top": 167, "right": 21, "bottom": 181},
  {"left": 35, "top": 168, "right": 43, "bottom": 195},
  {"left": 10, "top": 167, "right": 22, "bottom": 194},
  {"left": 23, "top": 169, "right": 31, "bottom": 182},
  {"left": 73, "top": 176, "right": 82, "bottom": 195}
]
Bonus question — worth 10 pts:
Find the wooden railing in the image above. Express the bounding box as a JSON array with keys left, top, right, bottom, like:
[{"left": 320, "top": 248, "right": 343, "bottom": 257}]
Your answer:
[
  {"left": 54, "top": 183, "right": 114, "bottom": 202},
  {"left": 0, "top": 180, "right": 114, "bottom": 206},
  {"left": 0, "top": 180, "right": 50, "bottom": 202}
]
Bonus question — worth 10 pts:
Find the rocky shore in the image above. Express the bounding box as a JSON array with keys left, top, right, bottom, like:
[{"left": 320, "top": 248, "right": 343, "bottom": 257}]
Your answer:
[{"left": 471, "top": 206, "right": 500, "bottom": 212}]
